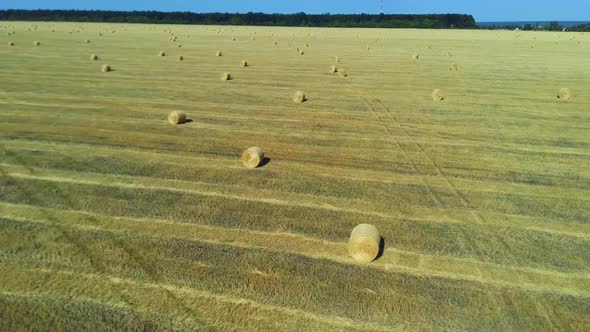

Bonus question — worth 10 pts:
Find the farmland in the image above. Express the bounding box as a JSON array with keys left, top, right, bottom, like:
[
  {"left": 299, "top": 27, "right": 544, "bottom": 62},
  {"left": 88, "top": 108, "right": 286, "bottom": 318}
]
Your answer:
[{"left": 1, "top": 22, "right": 590, "bottom": 330}]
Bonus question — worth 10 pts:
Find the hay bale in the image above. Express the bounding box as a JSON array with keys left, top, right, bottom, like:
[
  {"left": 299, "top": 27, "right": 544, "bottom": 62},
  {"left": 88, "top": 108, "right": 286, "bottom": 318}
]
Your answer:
[
  {"left": 412, "top": 53, "right": 420, "bottom": 59},
  {"left": 168, "top": 111, "right": 187, "bottom": 125},
  {"left": 241, "top": 60, "right": 248, "bottom": 67},
  {"left": 101, "top": 64, "right": 112, "bottom": 73},
  {"left": 178, "top": 55, "right": 184, "bottom": 61},
  {"left": 159, "top": 51, "right": 166, "bottom": 57},
  {"left": 293, "top": 91, "right": 306, "bottom": 103},
  {"left": 347, "top": 224, "right": 381, "bottom": 263},
  {"left": 449, "top": 63, "right": 460, "bottom": 71},
  {"left": 330, "top": 65, "right": 338, "bottom": 73},
  {"left": 300, "top": 50, "right": 305, "bottom": 56},
  {"left": 432, "top": 89, "right": 445, "bottom": 101},
  {"left": 178, "top": 44, "right": 182, "bottom": 48},
  {"left": 241, "top": 147, "right": 264, "bottom": 169},
  {"left": 33, "top": 41, "right": 40, "bottom": 46},
  {"left": 221, "top": 72, "right": 232, "bottom": 81},
  {"left": 216, "top": 50, "right": 222, "bottom": 57},
  {"left": 335, "top": 56, "right": 340, "bottom": 63},
  {"left": 338, "top": 68, "right": 348, "bottom": 78},
  {"left": 85, "top": 39, "right": 91, "bottom": 43},
  {"left": 8, "top": 41, "right": 14, "bottom": 46},
  {"left": 90, "top": 54, "right": 98, "bottom": 60},
  {"left": 558, "top": 88, "right": 571, "bottom": 100}
]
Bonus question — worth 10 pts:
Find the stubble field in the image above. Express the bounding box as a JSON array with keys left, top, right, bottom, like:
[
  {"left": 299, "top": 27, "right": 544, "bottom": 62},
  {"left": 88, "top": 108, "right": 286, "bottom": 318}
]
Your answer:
[{"left": 0, "top": 22, "right": 589, "bottom": 330}]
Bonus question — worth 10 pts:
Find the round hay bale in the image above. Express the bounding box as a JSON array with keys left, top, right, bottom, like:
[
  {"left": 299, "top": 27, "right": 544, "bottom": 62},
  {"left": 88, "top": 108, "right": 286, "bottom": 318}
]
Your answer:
[
  {"left": 221, "top": 72, "right": 232, "bottom": 81},
  {"left": 412, "top": 53, "right": 420, "bottom": 59},
  {"left": 300, "top": 50, "right": 305, "bottom": 55},
  {"left": 178, "top": 44, "right": 182, "bottom": 48},
  {"left": 293, "top": 91, "right": 306, "bottom": 103},
  {"left": 168, "top": 111, "right": 187, "bottom": 125},
  {"left": 159, "top": 51, "right": 166, "bottom": 57},
  {"left": 90, "top": 54, "right": 98, "bottom": 60},
  {"left": 347, "top": 224, "right": 381, "bottom": 263},
  {"left": 330, "top": 65, "right": 338, "bottom": 73},
  {"left": 335, "top": 56, "right": 340, "bottom": 63},
  {"left": 432, "top": 89, "right": 445, "bottom": 101},
  {"left": 8, "top": 41, "right": 14, "bottom": 46},
  {"left": 274, "top": 41, "right": 278, "bottom": 45},
  {"left": 558, "top": 88, "right": 571, "bottom": 100},
  {"left": 216, "top": 50, "right": 222, "bottom": 57},
  {"left": 85, "top": 39, "right": 91, "bottom": 43},
  {"left": 101, "top": 64, "right": 112, "bottom": 73},
  {"left": 178, "top": 55, "right": 184, "bottom": 61},
  {"left": 241, "top": 60, "right": 248, "bottom": 67},
  {"left": 338, "top": 68, "right": 348, "bottom": 78},
  {"left": 241, "top": 147, "right": 264, "bottom": 169},
  {"left": 33, "top": 41, "right": 40, "bottom": 46},
  {"left": 449, "top": 63, "right": 460, "bottom": 71}
]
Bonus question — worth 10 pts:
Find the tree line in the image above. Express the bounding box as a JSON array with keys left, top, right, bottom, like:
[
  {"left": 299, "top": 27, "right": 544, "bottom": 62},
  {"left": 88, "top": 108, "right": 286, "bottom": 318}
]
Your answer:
[{"left": 0, "top": 10, "right": 477, "bottom": 29}]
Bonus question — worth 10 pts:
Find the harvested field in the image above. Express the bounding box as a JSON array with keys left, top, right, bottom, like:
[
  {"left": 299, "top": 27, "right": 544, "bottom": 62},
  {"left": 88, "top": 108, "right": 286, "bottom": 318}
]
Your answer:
[{"left": 0, "top": 22, "right": 589, "bottom": 331}]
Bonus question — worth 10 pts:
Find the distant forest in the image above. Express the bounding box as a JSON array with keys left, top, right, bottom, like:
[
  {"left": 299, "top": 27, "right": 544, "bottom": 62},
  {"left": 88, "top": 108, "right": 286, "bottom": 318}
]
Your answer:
[
  {"left": 482, "top": 21, "right": 590, "bottom": 32},
  {"left": 0, "top": 10, "right": 477, "bottom": 29}
]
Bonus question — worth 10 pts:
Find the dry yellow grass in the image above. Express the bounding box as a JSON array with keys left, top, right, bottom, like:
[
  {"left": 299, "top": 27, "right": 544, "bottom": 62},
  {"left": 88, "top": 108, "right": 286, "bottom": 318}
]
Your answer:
[
  {"left": 241, "top": 146, "right": 264, "bottom": 168},
  {"left": 558, "top": 88, "right": 571, "bottom": 100},
  {"left": 432, "top": 89, "right": 445, "bottom": 101},
  {"left": 167, "top": 111, "right": 187, "bottom": 125},
  {"left": 221, "top": 72, "right": 232, "bottom": 81},
  {"left": 347, "top": 224, "right": 381, "bottom": 262},
  {"left": 293, "top": 91, "right": 306, "bottom": 103}
]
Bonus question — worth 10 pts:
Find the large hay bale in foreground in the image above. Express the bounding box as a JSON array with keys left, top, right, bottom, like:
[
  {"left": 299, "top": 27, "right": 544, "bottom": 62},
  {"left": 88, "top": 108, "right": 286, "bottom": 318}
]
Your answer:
[
  {"left": 432, "top": 89, "right": 445, "bottom": 101},
  {"left": 558, "top": 88, "right": 571, "bottom": 100},
  {"left": 241, "top": 147, "right": 264, "bottom": 169},
  {"left": 168, "top": 111, "right": 187, "bottom": 125},
  {"left": 293, "top": 91, "right": 306, "bottom": 103},
  {"left": 221, "top": 72, "right": 232, "bottom": 81},
  {"left": 347, "top": 224, "right": 381, "bottom": 263},
  {"left": 101, "top": 64, "right": 112, "bottom": 73}
]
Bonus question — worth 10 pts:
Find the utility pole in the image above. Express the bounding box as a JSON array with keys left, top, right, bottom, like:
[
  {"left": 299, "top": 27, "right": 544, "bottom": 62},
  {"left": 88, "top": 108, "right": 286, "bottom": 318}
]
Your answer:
[{"left": 380, "top": 0, "right": 384, "bottom": 14}]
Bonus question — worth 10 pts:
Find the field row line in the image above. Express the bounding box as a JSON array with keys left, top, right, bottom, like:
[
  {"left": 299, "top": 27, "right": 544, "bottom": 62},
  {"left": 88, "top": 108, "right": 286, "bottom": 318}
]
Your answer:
[
  {"left": 1, "top": 202, "right": 589, "bottom": 298},
  {"left": 2, "top": 99, "right": 589, "bottom": 158},
  {"left": 2, "top": 162, "right": 589, "bottom": 239},
  {"left": 3, "top": 137, "right": 589, "bottom": 204},
  {"left": 0, "top": 265, "right": 392, "bottom": 331}
]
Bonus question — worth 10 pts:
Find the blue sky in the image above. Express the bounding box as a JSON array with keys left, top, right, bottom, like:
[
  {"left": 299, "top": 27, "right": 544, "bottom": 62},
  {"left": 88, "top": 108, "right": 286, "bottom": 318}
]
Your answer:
[{"left": 1, "top": 1, "right": 589, "bottom": 22}]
